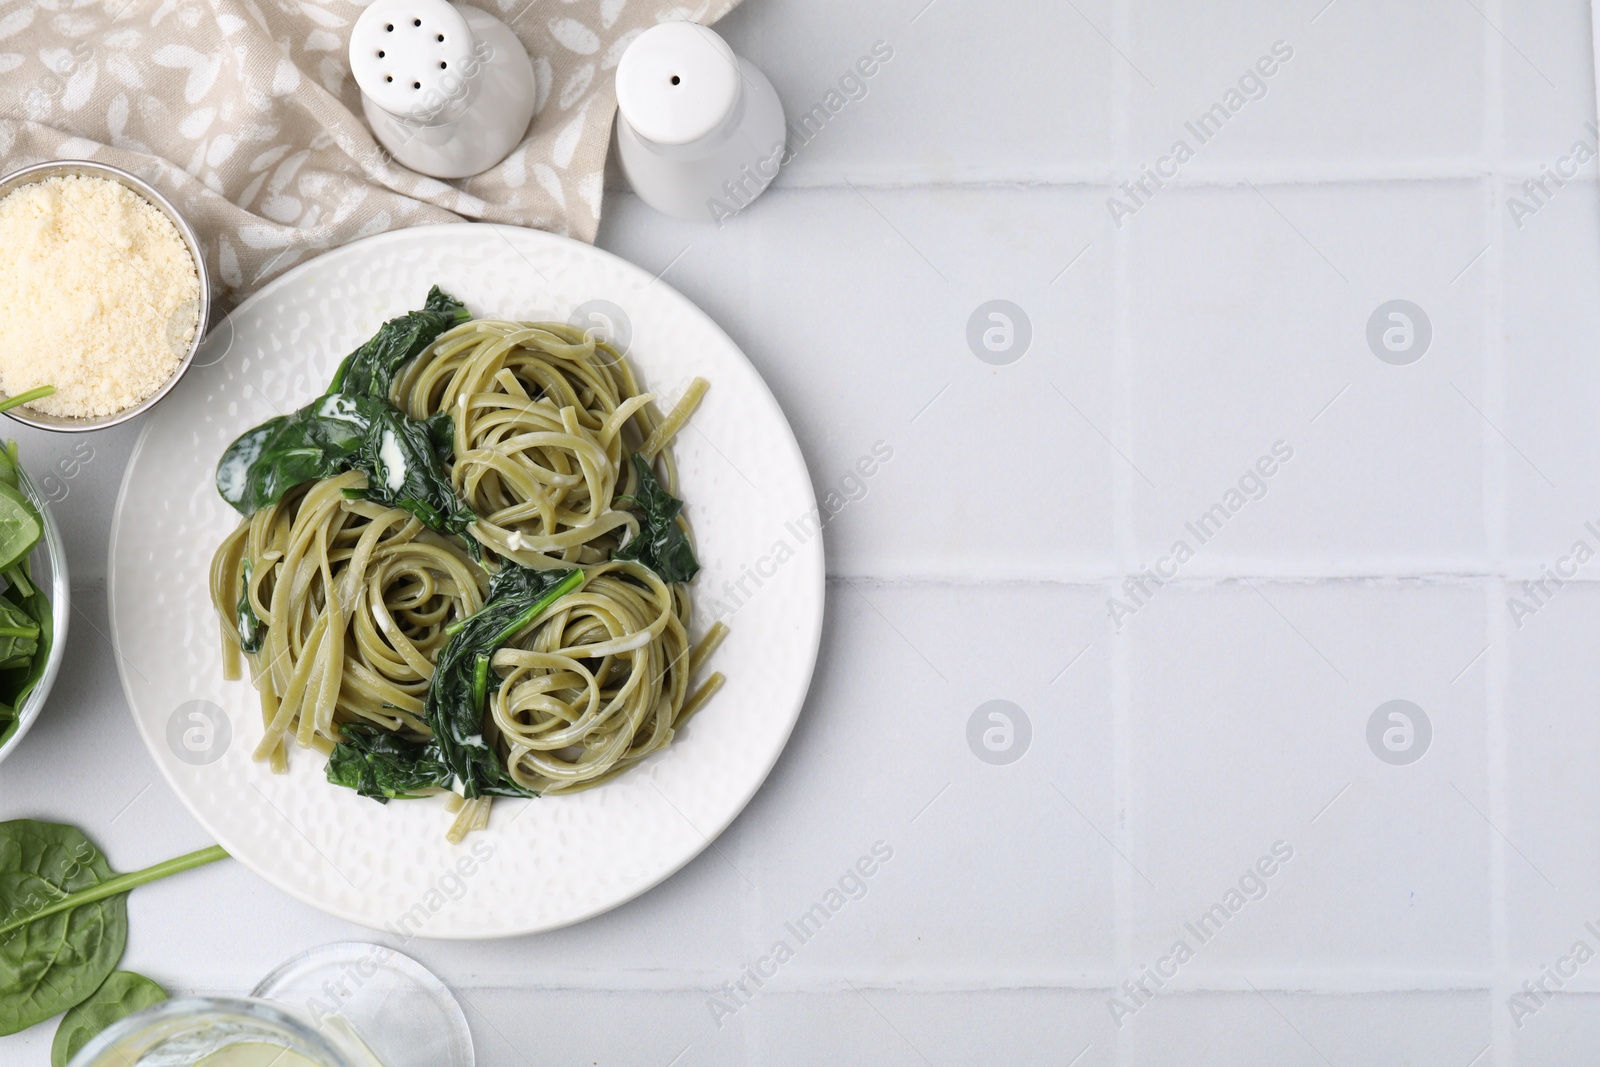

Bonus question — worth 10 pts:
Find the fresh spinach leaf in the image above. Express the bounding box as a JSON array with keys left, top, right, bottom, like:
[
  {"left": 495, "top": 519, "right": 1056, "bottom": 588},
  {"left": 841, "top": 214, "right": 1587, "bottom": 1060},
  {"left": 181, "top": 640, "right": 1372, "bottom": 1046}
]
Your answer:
[
  {"left": 327, "top": 286, "right": 469, "bottom": 402},
  {"left": 236, "top": 559, "right": 264, "bottom": 654},
  {"left": 0, "top": 822, "right": 225, "bottom": 1036},
  {"left": 0, "top": 442, "right": 20, "bottom": 492},
  {"left": 325, "top": 724, "right": 452, "bottom": 802},
  {"left": 0, "top": 387, "right": 55, "bottom": 421},
  {"left": 0, "top": 452, "right": 47, "bottom": 718},
  {"left": 0, "top": 482, "right": 41, "bottom": 577},
  {"left": 6, "top": 565, "right": 33, "bottom": 601},
  {"left": 0, "top": 568, "right": 52, "bottom": 712},
  {"left": 0, "top": 822, "right": 125, "bottom": 1037},
  {"left": 612, "top": 454, "right": 700, "bottom": 583},
  {"left": 50, "top": 970, "right": 166, "bottom": 1067},
  {"left": 351, "top": 407, "right": 476, "bottom": 537},
  {"left": 0, "top": 596, "right": 39, "bottom": 672}
]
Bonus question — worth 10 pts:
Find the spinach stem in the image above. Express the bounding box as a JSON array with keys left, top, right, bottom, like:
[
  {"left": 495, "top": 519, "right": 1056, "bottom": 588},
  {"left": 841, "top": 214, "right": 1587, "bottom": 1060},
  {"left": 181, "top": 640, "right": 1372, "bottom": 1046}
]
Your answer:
[
  {"left": 0, "top": 844, "right": 227, "bottom": 939},
  {"left": 0, "top": 386, "right": 55, "bottom": 415},
  {"left": 5, "top": 566, "right": 33, "bottom": 599}
]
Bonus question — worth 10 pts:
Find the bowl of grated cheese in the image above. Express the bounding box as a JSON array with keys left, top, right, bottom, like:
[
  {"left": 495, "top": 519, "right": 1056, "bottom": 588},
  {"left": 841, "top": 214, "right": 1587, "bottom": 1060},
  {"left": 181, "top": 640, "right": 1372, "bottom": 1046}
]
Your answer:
[{"left": 0, "top": 159, "right": 210, "bottom": 432}]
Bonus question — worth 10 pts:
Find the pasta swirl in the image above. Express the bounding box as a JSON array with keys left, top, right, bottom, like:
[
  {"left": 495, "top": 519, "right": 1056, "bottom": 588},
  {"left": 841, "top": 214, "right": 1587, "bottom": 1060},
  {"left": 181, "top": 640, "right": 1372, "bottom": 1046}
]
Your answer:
[
  {"left": 490, "top": 560, "right": 689, "bottom": 793},
  {"left": 211, "top": 471, "right": 487, "bottom": 768},
  {"left": 210, "top": 304, "right": 722, "bottom": 838}
]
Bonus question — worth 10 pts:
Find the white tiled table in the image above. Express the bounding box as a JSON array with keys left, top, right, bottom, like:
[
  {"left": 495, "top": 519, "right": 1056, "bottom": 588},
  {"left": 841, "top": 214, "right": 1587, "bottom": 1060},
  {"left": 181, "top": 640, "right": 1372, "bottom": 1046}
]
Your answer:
[{"left": 3, "top": 0, "right": 1600, "bottom": 1063}]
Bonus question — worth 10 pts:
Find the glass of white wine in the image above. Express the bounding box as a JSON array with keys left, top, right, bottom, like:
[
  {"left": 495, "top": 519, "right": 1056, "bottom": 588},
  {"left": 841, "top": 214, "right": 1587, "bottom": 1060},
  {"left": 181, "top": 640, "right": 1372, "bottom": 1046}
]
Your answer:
[{"left": 67, "top": 944, "right": 473, "bottom": 1067}]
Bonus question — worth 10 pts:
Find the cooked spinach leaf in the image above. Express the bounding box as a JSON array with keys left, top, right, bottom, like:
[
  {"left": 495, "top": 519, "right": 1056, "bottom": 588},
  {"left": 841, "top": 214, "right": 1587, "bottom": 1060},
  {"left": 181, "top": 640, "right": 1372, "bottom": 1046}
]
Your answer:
[
  {"left": 420, "top": 409, "right": 456, "bottom": 462},
  {"left": 427, "top": 565, "right": 583, "bottom": 799},
  {"left": 612, "top": 454, "right": 700, "bottom": 583},
  {"left": 236, "top": 559, "right": 264, "bottom": 655},
  {"left": 0, "top": 822, "right": 225, "bottom": 1037},
  {"left": 325, "top": 724, "right": 451, "bottom": 802},
  {"left": 216, "top": 394, "right": 474, "bottom": 541},
  {"left": 325, "top": 565, "right": 583, "bottom": 802},
  {"left": 351, "top": 407, "right": 475, "bottom": 537},
  {"left": 327, "top": 286, "right": 469, "bottom": 402},
  {"left": 215, "top": 289, "right": 481, "bottom": 545},
  {"left": 215, "top": 393, "right": 383, "bottom": 515},
  {"left": 51, "top": 970, "right": 167, "bottom": 1067}
]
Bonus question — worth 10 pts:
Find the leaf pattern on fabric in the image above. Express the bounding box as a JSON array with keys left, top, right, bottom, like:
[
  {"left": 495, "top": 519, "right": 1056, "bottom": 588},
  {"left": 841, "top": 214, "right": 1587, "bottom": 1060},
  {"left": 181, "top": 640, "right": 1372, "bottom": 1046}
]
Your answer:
[{"left": 0, "top": 0, "right": 742, "bottom": 308}]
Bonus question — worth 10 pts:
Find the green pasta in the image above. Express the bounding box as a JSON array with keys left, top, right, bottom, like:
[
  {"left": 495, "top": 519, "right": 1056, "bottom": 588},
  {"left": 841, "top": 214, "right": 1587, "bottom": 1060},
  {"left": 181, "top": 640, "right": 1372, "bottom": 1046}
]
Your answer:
[{"left": 209, "top": 297, "right": 723, "bottom": 839}]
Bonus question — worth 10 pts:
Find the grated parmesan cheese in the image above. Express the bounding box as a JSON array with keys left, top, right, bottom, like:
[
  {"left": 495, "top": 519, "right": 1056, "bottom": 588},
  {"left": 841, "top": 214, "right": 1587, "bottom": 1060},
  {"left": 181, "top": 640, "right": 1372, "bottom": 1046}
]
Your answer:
[{"left": 0, "top": 174, "right": 200, "bottom": 418}]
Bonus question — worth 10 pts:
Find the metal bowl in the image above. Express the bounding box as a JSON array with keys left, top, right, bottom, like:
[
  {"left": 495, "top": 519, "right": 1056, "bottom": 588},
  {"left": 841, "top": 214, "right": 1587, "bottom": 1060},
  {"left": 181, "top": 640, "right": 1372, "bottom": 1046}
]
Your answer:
[
  {"left": 0, "top": 159, "right": 211, "bottom": 432},
  {"left": 0, "top": 466, "right": 70, "bottom": 767}
]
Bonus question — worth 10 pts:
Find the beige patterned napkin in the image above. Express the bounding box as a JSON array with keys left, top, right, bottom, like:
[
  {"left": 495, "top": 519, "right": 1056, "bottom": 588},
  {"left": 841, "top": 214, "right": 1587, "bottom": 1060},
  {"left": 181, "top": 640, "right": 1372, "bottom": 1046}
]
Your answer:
[{"left": 0, "top": 0, "right": 737, "bottom": 308}]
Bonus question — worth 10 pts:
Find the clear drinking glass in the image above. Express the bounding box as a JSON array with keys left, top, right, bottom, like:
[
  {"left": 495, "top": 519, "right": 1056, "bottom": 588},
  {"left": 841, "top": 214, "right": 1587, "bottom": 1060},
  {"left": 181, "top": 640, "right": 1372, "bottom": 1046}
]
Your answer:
[
  {"left": 65, "top": 997, "right": 375, "bottom": 1067},
  {"left": 68, "top": 944, "right": 474, "bottom": 1067}
]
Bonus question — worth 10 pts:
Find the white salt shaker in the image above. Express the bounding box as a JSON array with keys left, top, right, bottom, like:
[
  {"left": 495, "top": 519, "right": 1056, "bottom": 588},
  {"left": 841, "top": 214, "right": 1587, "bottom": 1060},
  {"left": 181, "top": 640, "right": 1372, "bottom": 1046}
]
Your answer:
[
  {"left": 349, "top": 0, "right": 537, "bottom": 180},
  {"left": 615, "top": 22, "right": 786, "bottom": 223}
]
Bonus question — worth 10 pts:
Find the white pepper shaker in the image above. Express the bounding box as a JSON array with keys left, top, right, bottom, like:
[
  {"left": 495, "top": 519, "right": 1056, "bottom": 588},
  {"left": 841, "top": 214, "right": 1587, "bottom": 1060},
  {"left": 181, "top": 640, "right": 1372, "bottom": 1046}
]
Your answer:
[
  {"left": 614, "top": 22, "right": 787, "bottom": 223},
  {"left": 349, "top": 0, "right": 537, "bottom": 180}
]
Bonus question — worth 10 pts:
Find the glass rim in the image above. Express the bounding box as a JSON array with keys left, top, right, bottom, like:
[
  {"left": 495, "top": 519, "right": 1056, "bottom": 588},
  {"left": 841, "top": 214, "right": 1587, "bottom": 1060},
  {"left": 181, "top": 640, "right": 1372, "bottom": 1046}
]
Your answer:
[{"left": 68, "top": 995, "right": 370, "bottom": 1067}]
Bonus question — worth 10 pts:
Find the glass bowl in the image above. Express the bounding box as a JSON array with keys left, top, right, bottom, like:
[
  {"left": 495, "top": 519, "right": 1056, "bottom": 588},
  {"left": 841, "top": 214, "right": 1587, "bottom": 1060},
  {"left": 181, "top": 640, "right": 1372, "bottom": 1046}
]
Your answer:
[{"left": 0, "top": 465, "right": 70, "bottom": 765}]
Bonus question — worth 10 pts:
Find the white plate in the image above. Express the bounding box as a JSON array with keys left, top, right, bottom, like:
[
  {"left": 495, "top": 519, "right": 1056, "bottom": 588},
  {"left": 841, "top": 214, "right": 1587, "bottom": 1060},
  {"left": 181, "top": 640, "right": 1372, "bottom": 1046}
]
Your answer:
[{"left": 108, "top": 224, "right": 823, "bottom": 938}]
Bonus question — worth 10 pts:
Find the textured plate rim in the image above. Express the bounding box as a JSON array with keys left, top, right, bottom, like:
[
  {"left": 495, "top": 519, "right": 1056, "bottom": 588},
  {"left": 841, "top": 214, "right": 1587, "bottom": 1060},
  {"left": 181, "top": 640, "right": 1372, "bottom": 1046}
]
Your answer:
[{"left": 107, "top": 222, "right": 824, "bottom": 938}]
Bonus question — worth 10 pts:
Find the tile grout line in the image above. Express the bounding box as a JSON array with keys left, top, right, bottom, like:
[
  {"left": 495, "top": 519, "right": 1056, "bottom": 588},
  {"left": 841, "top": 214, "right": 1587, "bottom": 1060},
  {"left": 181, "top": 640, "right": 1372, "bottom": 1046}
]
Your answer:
[
  {"left": 81, "top": 571, "right": 1600, "bottom": 591},
  {"left": 1481, "top": 2, "right": 1512, "bottom": 1063},
  {"left": 820, "top": 569, "right": 1584, "bottom": 585},
  {"left": 1487, "top": 588, "right": 1512, "bottom": 1067},
  {"left": 743, "top": 187, "right": 763, "bottom": 1067},
  {"left": 688, "top": 163, "right": 1600, "bottom": 194},
  {"left": 428, "top": 976, "right": 1565, "bottom": 990},
  {"left": 744, "top": 822, "right": 761, "bottom": 1064},
  {"left": 1109, "top": 0, "right": 1135, "bottom": 1063}
]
